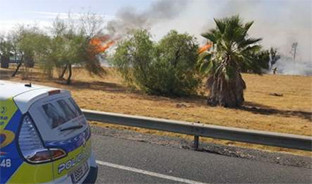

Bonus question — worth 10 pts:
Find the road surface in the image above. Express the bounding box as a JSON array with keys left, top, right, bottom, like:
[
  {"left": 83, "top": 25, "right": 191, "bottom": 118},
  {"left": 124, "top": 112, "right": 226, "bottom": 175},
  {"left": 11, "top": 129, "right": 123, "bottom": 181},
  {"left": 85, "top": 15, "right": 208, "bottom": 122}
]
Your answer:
[{"left": 92, "top": 134, "right": 312, "bottom": 183}]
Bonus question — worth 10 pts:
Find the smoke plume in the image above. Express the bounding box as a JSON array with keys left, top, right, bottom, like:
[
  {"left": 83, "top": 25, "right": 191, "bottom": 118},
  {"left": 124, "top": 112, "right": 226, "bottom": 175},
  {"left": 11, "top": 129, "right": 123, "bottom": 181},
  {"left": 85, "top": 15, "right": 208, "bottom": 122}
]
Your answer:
[
  {"left": 106, "top": 0, "right": 189, "bottom": 35},
  {"left": 108, "top": 0, "right": 312, "bottom": 76},
  {"left": 272, "top": 57, "right": 312, "bottom": 76}
]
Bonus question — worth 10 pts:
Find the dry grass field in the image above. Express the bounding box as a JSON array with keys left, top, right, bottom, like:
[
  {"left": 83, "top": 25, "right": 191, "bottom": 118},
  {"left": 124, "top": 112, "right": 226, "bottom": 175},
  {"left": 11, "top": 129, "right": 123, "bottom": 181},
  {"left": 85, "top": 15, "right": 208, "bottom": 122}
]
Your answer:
[{"left": 1, "top": 66, "right": 311, "bottom": 156}]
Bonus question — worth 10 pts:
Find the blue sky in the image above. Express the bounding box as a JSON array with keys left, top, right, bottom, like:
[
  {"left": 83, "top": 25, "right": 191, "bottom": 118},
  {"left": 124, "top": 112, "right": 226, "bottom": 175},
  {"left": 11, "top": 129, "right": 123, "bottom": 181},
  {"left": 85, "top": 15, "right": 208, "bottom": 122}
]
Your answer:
[{"left": 0, "top": 0, "right": 311, "bottom": 63}]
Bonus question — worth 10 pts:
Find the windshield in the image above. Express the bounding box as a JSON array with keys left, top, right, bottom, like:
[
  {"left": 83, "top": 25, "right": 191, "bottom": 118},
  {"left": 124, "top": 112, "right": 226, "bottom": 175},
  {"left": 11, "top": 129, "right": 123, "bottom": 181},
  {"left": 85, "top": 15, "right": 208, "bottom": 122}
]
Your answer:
[{"left": 42, "top": 97, "right": 83, "bottom": 129}]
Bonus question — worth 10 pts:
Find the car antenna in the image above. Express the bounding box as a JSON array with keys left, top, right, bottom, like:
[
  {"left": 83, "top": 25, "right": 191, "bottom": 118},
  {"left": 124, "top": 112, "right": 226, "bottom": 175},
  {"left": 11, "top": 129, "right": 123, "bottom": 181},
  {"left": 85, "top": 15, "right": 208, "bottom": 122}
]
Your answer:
[{"left": 25, "top": 83, "right": 32, "bottom": 87}]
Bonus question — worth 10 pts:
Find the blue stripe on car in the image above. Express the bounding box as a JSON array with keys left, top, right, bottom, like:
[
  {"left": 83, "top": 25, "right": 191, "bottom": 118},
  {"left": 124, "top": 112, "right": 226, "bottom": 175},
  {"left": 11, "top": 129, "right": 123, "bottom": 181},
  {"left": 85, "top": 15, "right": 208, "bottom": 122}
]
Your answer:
[
  {"left": 45, "top": 127, "right": 91, "bottom": 153},
  {"left": 0, "top": 110, "right": 24, "bottom": 184}
]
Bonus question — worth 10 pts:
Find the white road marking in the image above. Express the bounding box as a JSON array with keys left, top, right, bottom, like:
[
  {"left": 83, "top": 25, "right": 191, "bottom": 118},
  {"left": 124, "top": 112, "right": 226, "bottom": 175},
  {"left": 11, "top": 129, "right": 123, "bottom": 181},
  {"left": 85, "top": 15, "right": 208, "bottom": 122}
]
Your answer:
[{"left": 96, "top": 160, "right": 208, "bottom": 184}]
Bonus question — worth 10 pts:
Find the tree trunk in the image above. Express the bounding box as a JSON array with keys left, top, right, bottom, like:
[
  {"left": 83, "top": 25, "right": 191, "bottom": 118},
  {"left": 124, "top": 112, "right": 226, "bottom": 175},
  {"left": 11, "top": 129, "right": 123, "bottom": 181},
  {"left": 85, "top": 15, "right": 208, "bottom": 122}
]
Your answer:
[
  {"left": 11, "top": 62, "right": 22, "bottom": 77},
  {"left": 12, "top": 55, "right": 26, "bottom": 77},
  {"left": 66, "top": 64, "right": 72, "bottom": 85},
  {"left": 59, "top": 65, "right": 68, "bottom": 79},
  {"left": 207, "top": 71, "right": 246, "bottom": 108},
  {"left": 0, "top": 56, "right": 10, "bottom": 68}
]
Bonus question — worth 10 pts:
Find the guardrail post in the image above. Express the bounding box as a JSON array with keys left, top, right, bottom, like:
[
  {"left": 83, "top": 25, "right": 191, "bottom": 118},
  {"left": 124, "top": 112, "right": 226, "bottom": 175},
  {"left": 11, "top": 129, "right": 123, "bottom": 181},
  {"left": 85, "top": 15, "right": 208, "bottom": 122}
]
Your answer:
[{"left": 194, "top": 135, "right": 199, "bottom": 150}]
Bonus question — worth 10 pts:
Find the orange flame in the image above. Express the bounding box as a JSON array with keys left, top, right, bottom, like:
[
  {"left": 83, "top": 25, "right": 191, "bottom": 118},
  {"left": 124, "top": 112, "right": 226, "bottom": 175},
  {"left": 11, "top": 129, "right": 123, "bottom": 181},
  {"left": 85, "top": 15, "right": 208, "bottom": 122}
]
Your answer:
[
  {"left": 98, "top": 40, "right": 115, "bottom": 53},
  {"left": 90, "top": 35, "right": 116, "bottom": 53},
  {"left": 198, "top": 42, "right": 213, "bottom": 54}
]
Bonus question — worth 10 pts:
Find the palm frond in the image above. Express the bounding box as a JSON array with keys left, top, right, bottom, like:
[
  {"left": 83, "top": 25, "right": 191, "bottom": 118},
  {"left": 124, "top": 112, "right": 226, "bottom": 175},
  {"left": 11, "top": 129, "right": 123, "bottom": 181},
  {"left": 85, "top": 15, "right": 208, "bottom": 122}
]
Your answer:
[
  {"left": 244, "top": 21, "right": 254, "bottom": 32},
  {"left": 198, "top": 52, "right": 212, "bottom": 62},
  {"left": 232, "top": 27, "right": 247, "bottom": 43},
  {"left": 199, "top": 60, "right": 214, "bottom": 74},
  {"left": 238, "top": 38, "right": 262, "bottom": 49},
  {"left": 200, "top": 15, "right": 265, "bottom": 76},
  {"left": 242, "top": 55, "right": 263, "bottom": 74},
  {"left": 242, "top": 45, "right": 262, "bottom": 53},
  {"left": 201, "top": 30, "right": 217, "bottom": 43},
  {"left": 214, "top": 18, "right": 226, "bottom": 33}
]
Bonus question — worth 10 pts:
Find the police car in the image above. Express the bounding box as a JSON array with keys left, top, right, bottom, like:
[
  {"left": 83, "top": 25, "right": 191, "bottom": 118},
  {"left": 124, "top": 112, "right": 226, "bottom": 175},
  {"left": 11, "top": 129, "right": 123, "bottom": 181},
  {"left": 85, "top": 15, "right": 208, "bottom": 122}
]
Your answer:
[{"left": 0, "top": 80, "right": 98, "bottom": 184}]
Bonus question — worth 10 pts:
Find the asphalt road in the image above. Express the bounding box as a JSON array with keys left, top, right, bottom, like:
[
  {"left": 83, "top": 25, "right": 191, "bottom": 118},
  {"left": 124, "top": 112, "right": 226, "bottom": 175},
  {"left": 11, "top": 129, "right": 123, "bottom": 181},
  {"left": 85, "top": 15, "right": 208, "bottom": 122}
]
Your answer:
[{"left": 92, "top": 134, "right": 312, "bottom": 184}]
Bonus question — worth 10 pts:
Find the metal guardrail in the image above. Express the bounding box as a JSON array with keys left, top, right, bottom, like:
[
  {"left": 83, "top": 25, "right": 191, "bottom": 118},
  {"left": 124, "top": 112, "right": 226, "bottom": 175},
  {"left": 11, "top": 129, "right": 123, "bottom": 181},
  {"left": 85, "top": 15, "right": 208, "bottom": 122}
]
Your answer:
[{"left": 82, "top": 109, "right": 312, "bottom": 151}]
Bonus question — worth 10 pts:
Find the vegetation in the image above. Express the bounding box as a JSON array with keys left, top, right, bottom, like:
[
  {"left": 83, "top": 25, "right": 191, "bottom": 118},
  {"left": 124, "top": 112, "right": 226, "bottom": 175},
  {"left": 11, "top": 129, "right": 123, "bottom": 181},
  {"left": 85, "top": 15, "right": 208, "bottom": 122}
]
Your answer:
[
  {"left": 0, "top": 11, "right": 309, "bottom": 156},
  {"left": 0, "top": 13, "right": 106, "bottom": 84},
  {"left": 0, "top": 14, "right": 283, "bottom": 105},
  {"left": 45, "top": 16, "right": 105, "bottom": 84},
  {"left": 198, "top": 15, "right": 265, "bottom": 107},
  {"left": 11, "top": 26, "right": 50, "bottom": 78},
  {"left": 0, "top": 34, "right": 13, "bottom": 68},
  {"left": 111, "top": 30, "right": 200, "bottom": 96},
  {"left": 1, "top": 13, "right": 279, "bottom": 92},
  {"left": 239, "top": 47, "right": 280, "bottom": 73},
  {"left": 1, "top": 67, "right": 311, "bottom": 155}
]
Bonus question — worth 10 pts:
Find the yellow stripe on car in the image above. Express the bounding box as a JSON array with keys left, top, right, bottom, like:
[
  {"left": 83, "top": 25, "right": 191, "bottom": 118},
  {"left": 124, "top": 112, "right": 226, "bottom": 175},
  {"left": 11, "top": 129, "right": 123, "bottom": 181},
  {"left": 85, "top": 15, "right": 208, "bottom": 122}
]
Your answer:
[
  {"left": 8, "top": 162, "right": 54, "bottom": 184},
  {"left": 0, "top": 98, "right": 18, "bottom": 129},
  {"left": 53, "top": 140, "right": 92, "bottom": 178}
]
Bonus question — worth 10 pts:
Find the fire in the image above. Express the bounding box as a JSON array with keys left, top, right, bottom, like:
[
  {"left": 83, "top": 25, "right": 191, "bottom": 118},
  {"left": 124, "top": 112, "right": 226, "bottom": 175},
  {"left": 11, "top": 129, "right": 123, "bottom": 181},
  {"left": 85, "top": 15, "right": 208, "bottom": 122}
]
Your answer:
[
  {"left": 90, "top": 35, "right": 116, "bottom": 53},
  {"left": 198, "top": 42, "right": 213, "bottom": 54},
  {"left": 99, "top": 40, "right": 115, "bottom": 52}
]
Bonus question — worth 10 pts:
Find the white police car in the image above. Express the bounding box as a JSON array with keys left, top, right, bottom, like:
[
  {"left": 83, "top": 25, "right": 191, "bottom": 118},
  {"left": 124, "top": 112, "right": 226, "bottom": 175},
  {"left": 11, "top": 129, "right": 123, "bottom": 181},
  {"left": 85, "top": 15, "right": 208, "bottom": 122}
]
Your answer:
[{"left": 0, "top": 80, "right": 97, "bottom": 184}]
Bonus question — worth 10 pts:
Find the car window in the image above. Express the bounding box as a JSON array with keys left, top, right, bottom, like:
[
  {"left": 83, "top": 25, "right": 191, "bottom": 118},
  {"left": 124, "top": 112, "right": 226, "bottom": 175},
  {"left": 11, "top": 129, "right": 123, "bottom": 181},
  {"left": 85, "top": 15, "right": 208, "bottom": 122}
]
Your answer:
[
  {"left": 57, "top": 99, "right": 76, "bottom": 121},
  {"left": 68, "top": 97, "right": 82, "bottom": 116},
  {"left": 42, "top": 98, "right": 82, "bottom": 129},
  {"left": 42, "top": 103, "right": 66, "bottom": 128}
]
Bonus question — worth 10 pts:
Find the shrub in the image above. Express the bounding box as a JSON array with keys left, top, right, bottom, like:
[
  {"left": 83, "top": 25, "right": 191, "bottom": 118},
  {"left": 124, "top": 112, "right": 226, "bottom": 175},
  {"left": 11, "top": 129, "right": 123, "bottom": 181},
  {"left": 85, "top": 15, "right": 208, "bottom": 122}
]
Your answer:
[{"left": 111, "top": 29, "right": 200, "bottom": 96}]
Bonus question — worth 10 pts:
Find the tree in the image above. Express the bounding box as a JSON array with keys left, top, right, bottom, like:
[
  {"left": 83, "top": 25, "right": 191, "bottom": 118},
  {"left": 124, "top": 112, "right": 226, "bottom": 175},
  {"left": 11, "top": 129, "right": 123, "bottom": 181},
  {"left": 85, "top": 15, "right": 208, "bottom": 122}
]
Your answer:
[
  {"left": 111, "top": 29, "right": 155, "bottom": 89},
  {"left": 112, "top": 29, "right": 200, "bottom": 96},
  {"left": 240, "top": 49, "right": 269, "bottom": 74},
  {"left": 269, "top": 47, "right": 280, "bottom": 67},
  {"left": 0, "top": 35, "right": 13, "bottom": 68},
  {"left": 5, "top": 13, "right": 107, "bottom": 83},
  {"left": 46, "top": 15, "right": 105, "bottom": 84},
  {"left": 198, "top": 15, "right": 262, "bottom": 107},
  {"left": 11, "top": 25, "right": 50, "bottom": 77},
  {"left": 151, "top": 30, "right": 200, "bottom": 96},
  {"left": 238, "top": 47, "right": 281, "bottom": 74}
]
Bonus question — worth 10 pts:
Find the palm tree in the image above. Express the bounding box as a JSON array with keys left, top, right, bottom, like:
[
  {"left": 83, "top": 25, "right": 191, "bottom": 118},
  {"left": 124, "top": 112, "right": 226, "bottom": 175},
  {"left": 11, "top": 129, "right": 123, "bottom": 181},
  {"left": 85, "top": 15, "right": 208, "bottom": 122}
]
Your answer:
[{"left": 198, "top": 15, "right": 262, "bottom": 107}]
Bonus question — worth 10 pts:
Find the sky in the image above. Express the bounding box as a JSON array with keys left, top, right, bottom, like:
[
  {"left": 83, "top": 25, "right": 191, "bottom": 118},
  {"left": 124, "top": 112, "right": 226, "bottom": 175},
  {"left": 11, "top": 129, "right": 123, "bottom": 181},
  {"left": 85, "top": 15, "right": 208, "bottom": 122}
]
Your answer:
[
  {"left": 0, "top": 0, "right": 149, "bottom": 30},
  {"left": 0, "top": 0, "right": 311, "bottom": 74}
]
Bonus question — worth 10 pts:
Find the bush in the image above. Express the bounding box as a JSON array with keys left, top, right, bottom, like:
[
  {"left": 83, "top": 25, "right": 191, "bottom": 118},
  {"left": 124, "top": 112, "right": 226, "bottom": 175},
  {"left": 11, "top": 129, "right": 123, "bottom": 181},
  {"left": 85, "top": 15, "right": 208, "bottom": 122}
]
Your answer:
[{"left": 111, "top": 29, "right": 200, "bottom": 96}]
